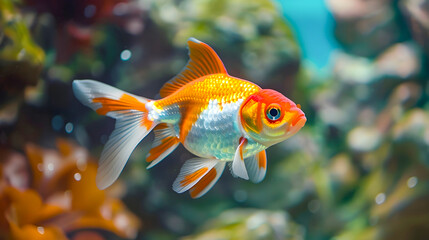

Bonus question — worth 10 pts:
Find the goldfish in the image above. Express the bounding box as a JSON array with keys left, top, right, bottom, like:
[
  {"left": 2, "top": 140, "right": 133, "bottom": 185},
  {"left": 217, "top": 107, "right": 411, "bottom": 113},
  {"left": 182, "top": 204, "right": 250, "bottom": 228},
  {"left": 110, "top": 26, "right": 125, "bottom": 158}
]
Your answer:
[{"left": 72, "top": 38, "right": 306, "bottom": 198}]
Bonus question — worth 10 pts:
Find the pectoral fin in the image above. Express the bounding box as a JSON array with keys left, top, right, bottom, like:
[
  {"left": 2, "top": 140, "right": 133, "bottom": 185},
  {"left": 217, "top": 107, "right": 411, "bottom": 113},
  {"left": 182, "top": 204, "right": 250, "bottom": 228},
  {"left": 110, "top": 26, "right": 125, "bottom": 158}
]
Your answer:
[
  {"left": 232, "top": 137, "right": 249, "bottom": 180},
  {"left": 244, "top": 150, "right": 267, "bottom": 183}
]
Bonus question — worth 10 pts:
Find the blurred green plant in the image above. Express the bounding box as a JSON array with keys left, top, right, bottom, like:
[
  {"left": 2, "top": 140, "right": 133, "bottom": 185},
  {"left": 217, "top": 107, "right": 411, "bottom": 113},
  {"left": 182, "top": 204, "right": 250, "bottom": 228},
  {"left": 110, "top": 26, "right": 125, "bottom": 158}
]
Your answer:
[
  {"left": 150, "top": 0, "right": 300, "bottom": 89},
  {"left": 0, "top": 0, "right": 45, "bottom": 64},
  {"left": 182, "top": 209, "right": 304, "bottom": 240},
  {"left": 0, "top": 0, "right": 45, "bottom": 125}
]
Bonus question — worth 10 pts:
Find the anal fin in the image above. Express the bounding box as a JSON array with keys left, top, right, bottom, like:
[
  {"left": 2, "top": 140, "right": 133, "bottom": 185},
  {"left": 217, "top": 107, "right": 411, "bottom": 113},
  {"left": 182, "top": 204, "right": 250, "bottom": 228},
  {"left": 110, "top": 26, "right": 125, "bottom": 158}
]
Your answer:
[
  {"left": 173, "top": 158, "right": 219, "bottom": 194},
  {"left": 189, "top": 161, "right": 225, "bottom": 198}
]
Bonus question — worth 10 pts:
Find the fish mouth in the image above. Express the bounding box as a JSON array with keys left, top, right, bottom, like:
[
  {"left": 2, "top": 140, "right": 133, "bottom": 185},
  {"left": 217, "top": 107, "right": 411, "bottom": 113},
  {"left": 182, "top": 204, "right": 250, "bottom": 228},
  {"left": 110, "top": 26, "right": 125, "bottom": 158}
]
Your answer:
[
  {"left": 287, "top": 112, "right": 306, "bottom": 136},
  {"left": 290, "top": 110, "right": 306, "bottom": 127},
  {"left": 293, "top": 116, "right": 306, "bottom": 128}
]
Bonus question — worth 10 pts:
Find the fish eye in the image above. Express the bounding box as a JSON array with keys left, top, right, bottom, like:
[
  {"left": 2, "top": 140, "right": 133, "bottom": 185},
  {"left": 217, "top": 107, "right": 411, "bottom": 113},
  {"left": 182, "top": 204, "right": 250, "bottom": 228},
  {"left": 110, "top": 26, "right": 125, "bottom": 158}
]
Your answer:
[{"left": 266, "top": 106, "right": 281, "bottom": 121}]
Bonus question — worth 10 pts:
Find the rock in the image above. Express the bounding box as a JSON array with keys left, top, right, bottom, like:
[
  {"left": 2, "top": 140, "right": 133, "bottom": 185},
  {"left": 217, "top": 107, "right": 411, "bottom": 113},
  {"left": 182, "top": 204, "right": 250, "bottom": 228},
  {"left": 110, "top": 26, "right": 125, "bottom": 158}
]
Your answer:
[
  {"left": 332, "top": 51, "right": 376, "bottom": 84},
  {"left": 375, "top": 42, "right": 421, "bottom": 79},
  {"left": 347, "top": 126, "right": 382, "bottom": 152},
  {"left": 150, "top": 0, "right": 301, "bottom": 91},
  {"left": 326, "top": 0, "right": 403, "bottom": 57},
  {"left": 400, "top": 0, "right": 429, "bottom": 56}
]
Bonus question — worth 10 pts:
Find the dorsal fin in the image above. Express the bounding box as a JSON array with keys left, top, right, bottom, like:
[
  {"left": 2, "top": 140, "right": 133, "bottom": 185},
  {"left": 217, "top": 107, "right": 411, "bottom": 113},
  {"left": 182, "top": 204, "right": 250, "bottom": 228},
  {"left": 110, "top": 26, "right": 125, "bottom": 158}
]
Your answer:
[{"left": 159, "top": 38, "right": 227, "bottom": 98}]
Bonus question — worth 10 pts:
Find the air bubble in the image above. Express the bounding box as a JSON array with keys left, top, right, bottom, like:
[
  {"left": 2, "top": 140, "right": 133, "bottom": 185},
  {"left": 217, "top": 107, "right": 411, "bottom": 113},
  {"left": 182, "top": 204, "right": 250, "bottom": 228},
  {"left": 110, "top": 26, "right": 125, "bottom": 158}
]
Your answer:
[
  {"left": 120, "top": 49, "right": 132, "bottom": 61},
  {"left": 375, "top": 193, "right": 386, "bottom": 205}
]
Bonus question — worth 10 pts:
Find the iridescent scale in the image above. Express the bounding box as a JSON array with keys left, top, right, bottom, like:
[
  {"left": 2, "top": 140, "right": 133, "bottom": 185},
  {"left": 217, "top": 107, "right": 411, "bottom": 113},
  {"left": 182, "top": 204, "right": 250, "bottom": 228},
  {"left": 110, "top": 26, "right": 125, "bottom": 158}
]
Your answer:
[{"left": 151, "top": 74, "right": 266, "bottom": 160}]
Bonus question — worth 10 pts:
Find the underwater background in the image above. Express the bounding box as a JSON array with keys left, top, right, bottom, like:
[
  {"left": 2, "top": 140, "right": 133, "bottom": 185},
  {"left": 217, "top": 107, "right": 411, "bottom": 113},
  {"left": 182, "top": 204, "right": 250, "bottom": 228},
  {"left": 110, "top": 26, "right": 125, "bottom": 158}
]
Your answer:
[{"left": 0, "top": 0, "right": 428, "bottom": 239}]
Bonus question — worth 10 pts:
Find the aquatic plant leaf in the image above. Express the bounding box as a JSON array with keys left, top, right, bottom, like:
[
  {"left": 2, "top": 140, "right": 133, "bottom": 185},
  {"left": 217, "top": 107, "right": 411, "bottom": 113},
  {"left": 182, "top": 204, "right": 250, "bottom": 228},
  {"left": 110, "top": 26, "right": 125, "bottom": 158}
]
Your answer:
[
  {"left": 0, "top": 0, "right": 45, "bottom": 64},
  {"left": 183, "top": 209, "right": 304, "bottom": 240},
  {"left": 67, "top": 198, "right": 140, "bottom": 239},
  {"left": 12, "top": 139, "right": 140, "bottom": 238},
  {"left": 69, "top": 163, "right": 106, "bottom": 212},
  {"left": 370, "top": 166, "right": 429, "bottom": 219},
  {"left": 2, "top": 187, "right": 65, "bottom": 226}
]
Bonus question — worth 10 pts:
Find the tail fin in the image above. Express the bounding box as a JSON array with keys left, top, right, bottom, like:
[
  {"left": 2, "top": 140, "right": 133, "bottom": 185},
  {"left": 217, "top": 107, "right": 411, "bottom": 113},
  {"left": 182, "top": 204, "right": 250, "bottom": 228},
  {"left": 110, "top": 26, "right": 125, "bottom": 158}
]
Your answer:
[{"left": 73, "top": 80, "right": 156, "bottom": 189}]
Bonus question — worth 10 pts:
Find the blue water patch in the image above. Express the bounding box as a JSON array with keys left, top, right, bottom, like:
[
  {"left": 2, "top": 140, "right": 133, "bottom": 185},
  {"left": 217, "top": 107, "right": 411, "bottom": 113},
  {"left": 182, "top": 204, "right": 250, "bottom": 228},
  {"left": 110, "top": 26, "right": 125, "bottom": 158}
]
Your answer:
[{"left": 276, "top": 0, "right": 339, "bottom": 69}]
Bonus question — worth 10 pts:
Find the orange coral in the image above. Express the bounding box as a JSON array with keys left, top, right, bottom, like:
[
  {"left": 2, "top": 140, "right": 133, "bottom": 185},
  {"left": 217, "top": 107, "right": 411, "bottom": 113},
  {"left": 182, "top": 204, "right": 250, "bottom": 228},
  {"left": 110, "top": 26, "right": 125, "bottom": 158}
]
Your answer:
[{"left": 0, "top": 139, "right": 140, "bottom": 240}]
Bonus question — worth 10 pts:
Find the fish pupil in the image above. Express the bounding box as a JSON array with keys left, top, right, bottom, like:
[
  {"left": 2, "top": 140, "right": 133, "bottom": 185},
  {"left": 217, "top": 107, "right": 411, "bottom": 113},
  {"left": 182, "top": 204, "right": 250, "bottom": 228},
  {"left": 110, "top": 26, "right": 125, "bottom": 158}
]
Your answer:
[{"left": 267, "top": 108, "right": 280, "bottom": 120}]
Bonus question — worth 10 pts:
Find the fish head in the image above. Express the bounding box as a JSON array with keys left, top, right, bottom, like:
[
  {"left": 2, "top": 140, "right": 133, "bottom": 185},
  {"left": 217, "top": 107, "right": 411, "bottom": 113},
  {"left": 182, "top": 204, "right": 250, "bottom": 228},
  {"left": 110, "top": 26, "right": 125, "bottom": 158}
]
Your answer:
[{"left": 239, "top": 89, "right": 306, "bottom": 147}]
